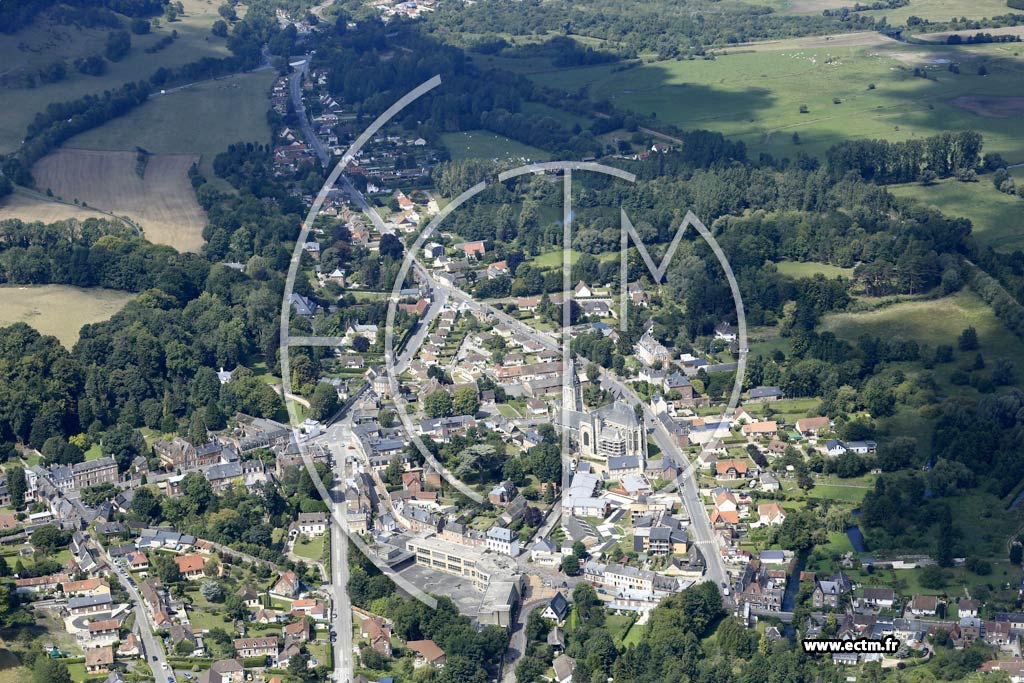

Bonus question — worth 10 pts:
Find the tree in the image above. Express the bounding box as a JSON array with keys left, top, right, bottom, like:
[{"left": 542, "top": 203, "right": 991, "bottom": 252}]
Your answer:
[
  {"left": 105, "top": 30, "right": 131, "bottom": 61},
  {"left": 33, "top": 657, "right": 71, "bottom": 683},
  {"left": 154, "top": 553, "right": 182, "bottom": 584},
  {"left": 452, "top": 387, "right": 480, "bottom": 416},
  {"left": 132, "top": 486, "right": 161, "bottom": 522},
  {"left": 560, "top": 554, "right": 580, "bottom": 576},
  {"left": 287, "top": 652, "right": 311, "bottom": 680},
  {"left": 308, "top": 382, "right": 340, "bottom": 421},
  {"left": 6, "top": 465, "right": 26, "bottom": 510},
  {"left": 31, "top": 525, "right": 70, "bottom": 553},
  {"left": 201, "top": 581, "right": 225, "bottom": 602},
  {"left": 212, "top": 19, "right": 228, "bottom": 37},
  {"left": 188, "top": 410, "right": 208, "bottom": 447},
  {"left": 423, "top": 390, "right": 453, "bottom": 418},
  {"left": 103, "top": 422, "right": 146, "bottom": 473},
  {"left": 352, "top": 335, "right": 370, "bottom": 353},
  {"left": 958, "top": 326, "right": 979, "bottom": 351},
  {"left": 384, "top": 455, "right": 405, "bottom": 487},
  {"left": 516, "top": 657, "right": 547, "bottom": 683}
]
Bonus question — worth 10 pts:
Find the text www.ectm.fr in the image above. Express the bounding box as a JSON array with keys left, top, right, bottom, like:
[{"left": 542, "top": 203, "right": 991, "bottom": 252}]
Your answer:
[{"left": 802, "top": 637, "right": 901, "bottom": 654}]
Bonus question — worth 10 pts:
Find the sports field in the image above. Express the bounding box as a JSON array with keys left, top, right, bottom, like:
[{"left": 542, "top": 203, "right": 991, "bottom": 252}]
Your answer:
[
  {"left": 32, "top": 148, "right": 207, "bottom": 252},
  {"left": 0, "top": 0, "right": 229, "bottom": 153},
  {"left": 66, "top": 68, "right": 275, "bottom": 185},
  {"left": 524, "top": 41, "right": 1024, "bottom": 161},
  {"left": 0, "top": 285, "right": 134, "bottom": 347},
  {"left": 889, "top": 176, "right": 1024, "bottom": 252}
]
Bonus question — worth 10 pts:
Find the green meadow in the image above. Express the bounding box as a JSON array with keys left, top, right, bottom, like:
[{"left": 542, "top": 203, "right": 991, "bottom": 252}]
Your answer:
[
  {"left": 0, "top": 0, "right": 230, "bottom": 153},
  {"left": 889, "top": 176, "right": 1024, "bottom": 252},
  {"left": 439, "top": 130, "right": 549, "bottom": 162},
  {"left": 523, "top": 42, "right": 1024, "bottom": 161}
]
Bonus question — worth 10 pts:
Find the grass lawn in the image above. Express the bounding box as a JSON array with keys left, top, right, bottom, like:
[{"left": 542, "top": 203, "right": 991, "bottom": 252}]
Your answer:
[
  {"left": 495, "top": 403, "right": 522, "bottom": 418},
  {"left": 757, "top": 397, "right": 821, "bottom": 423},
  {"left": 439, "top": 130, "right": 549, "bottom": 163},
  {"left": 889, "top": 176, "right": 1024, "bottom": 252},
  {"left": 806, "top": 483, "right": 872, "bottom": 504},
  {"left": 774, "top": 260, "right": 855, "bottom": 279},
  {"left": 83, "top": 443, "right": 103, "bottom": 461},
  {"left": 187, "top": 608, "right": 233, "bottom": 633},
  {"left": 0, "top": 0, "right": 231, "bottom": 153},
  {"left": 621, "top": 622, "right": 644, "bottom": 647},
  {"left": 526, "top": 42, "right": 1024, "bottom": 162},
  {"left": 293, "top": 534, "right": 325, "bottom": 561},
  {"left": 605, "top": 614, "right": 637, "bottom": 646},
  {"left": 0, "top": 285, "right": 134, "bottom": 348},
  {"left": 67, "top": 68, "right": 275, "bottom": 189}
]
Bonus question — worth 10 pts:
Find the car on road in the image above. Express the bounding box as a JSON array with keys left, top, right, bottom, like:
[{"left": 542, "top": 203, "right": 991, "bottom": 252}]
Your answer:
[
  {"left": 182, "top": 674, "right": 192, "bottom": 680},
  {"left": 332, "top": 611, "right": 338, "bottom": 619},
  {"left": 152, "top": 655, "right": 158, "bottom": 661}
]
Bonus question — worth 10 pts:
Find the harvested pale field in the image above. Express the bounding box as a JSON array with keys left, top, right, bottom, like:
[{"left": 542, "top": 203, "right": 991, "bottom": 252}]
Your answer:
[
  {"left": 914, "top": 25, "right": 1024, "bottom": 43},
  {"left": 32, "top": 149, "right": 206, "bottom": 252},
  {"left": 0, "top": 285, "right": 134, "bottom": 347},
  {"left": 0, "top": 191, "right": 118, "bottom": 224},
  {"left": 733, "top": 31, "right": 899, "bottom": 52},
  {"left": 949, "top": 95, "right": 1024, "bottom": 118}
]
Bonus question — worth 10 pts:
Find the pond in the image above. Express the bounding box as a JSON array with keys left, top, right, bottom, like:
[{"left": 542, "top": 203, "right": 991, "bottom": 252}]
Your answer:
[{"left": 846, "top": 525, "right": 867, "bottom": 554}]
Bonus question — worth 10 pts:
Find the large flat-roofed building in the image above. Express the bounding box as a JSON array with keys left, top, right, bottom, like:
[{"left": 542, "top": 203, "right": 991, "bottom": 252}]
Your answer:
[
  {"left": 407, "top": 533, "right": 519, "bottom": 591},
  {"left": 406, "top": 532, "right": 524, "bottom": 627}
]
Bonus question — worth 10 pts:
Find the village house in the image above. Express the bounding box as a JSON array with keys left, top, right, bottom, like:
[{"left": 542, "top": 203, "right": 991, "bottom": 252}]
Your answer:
[
  {"left": 174, "top": 554, "right": 206, "bottom": 581},
  {"left": 271, "top": 570, "right": 301, "bottom": 600},
  {"left": 860, "top": 587, "right": 897, "bottom": 610},
  {"left": 740, "top": 421, "right": 778, "bottom": 439},
  {"left": 85, "top": 646, "right": 114, "bottom": 674},
  {"left": 295, "top": 512, "right": 328, "bottom": 537},
  {"left": 795, "top": 416, "right": 831, "bottom": 437},
  {"left": 756, "top": 503, "right": 787, "bottom": 527},
  {"left": 234, "top": 636, "right": 279, "bottom": 660},
  {"left": 407, "top": 639, "right": 446, "bottom": 668},
  {"left": 715, "top": 460, "right": 749, "bottom": 480}
]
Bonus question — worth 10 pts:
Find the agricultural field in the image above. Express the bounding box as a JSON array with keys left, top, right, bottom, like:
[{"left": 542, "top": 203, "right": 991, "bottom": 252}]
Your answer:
[
  {"left": 439, "top": 130, "right": 549, "bottom": 163},
  {"left": 764, "top": 0, "right": 1016, "bottom": 23},
  {"left": 66, "top": 68, "right": 276, "bottom": 187},
  {"left": 859, "top": 0, "right": 1022, "bottom": 26},
  {"left": 0, "top": 285, "right": 134, "bottom": 347},
  {"left": 32, "top": 148, "right": 207, "bottom": 252},
  {"left": 0, "top": 190, "right": 124, "bottom": 225},
  {"left": 526, "top": 41, "right": 1024, "bottom": 161},
  {"left": 0, "top": 0, "right": 230, "bottom": 153},
  {"left": 889, "top": 176, "right": 1024, "bottom": 252}
]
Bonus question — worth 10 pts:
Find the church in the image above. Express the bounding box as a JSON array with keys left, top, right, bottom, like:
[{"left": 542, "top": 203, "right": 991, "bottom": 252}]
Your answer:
[{"left": 557, "top": 366, "right": 648, "bottom": 462}]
